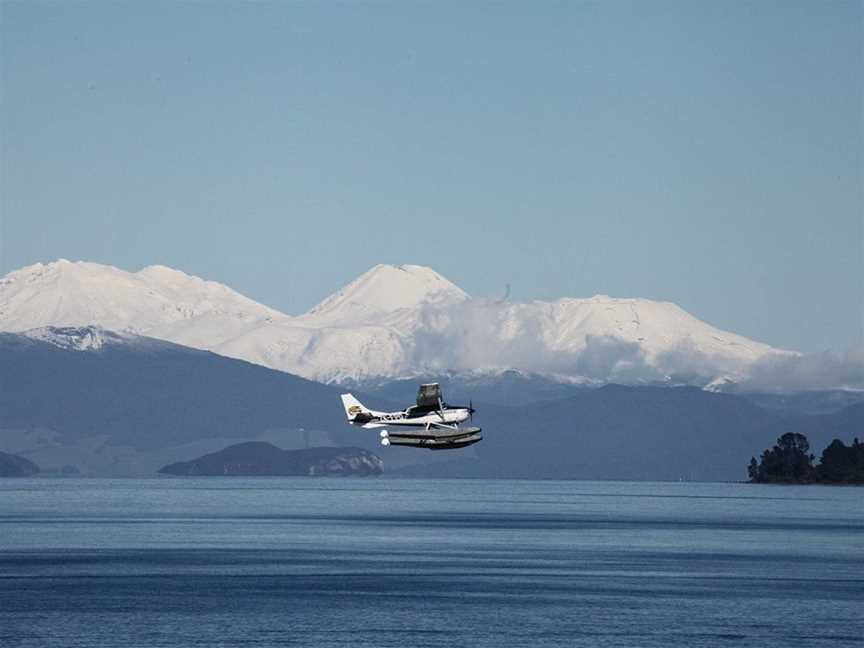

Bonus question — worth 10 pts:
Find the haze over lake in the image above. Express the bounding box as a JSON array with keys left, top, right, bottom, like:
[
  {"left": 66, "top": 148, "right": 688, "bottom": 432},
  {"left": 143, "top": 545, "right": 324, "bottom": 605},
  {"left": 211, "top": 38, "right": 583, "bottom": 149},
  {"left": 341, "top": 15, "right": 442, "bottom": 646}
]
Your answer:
[{"left": 1, "top": 478, "right": 862, "bottom": 648}]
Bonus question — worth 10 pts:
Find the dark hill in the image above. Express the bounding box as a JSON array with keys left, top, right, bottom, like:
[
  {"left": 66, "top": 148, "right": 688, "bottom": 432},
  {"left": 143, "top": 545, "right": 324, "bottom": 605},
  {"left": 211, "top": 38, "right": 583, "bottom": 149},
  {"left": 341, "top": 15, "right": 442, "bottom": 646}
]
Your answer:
[
  {"left": 2, "top": 331, "right": 861, "bottom": 480},
  {"left": 0, "top": 451, "right": 39, "bottom": 477},
  {"left": 0, "top": 332, "right": 351, "bottom": 448},
  {"left": 159, "top": 442, "right": 382, "bottom": 476},
  {"left": 0, "top": 330, "right": 394, "bottom": 476},
  {"left": 455, "top": 385, "right": 863, "bottom": 481}
]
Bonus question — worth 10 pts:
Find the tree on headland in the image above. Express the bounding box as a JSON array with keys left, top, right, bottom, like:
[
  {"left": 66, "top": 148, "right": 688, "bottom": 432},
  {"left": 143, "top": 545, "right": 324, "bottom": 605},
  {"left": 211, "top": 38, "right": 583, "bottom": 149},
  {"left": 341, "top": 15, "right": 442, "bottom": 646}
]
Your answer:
[
  {"left": 816, "top": 438, "right": 864, "bottom": 484},
  {"left": 747, "top": 457, "right": 759, "bottom": 482},
  {"left": 748, "top": 432, "right": 816, "bottom": 484},
  {"left": 748, "top": 434, "right": 864, "bottom": 484}
]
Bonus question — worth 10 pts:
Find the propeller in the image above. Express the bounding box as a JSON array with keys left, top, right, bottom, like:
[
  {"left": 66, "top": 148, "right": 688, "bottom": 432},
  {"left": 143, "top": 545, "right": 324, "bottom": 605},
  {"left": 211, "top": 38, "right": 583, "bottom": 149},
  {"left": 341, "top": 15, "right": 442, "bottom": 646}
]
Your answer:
[{"left": 469, "top": 399, "right": 474, "bottom": 423}]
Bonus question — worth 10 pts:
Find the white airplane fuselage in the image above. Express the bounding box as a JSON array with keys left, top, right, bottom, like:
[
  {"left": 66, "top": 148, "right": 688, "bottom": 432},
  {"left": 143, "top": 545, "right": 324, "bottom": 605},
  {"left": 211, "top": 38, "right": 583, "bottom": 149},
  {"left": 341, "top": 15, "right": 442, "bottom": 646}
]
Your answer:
[
  {"left": 340, "top": 390, "right": 482, "bottom": 450},
  {"left": 355, "top": 407, "right": 471, "bottom": 429}
]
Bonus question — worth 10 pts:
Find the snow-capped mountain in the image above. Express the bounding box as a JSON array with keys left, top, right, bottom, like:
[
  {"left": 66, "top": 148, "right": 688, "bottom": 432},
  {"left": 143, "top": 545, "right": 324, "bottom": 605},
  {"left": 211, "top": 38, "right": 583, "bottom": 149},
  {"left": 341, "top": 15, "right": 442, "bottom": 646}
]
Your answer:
[
  {"left": 301, "top": 263, "right": 467, "bottom": 326},
  {"left": 0, "top": 260, "right": 284, "bottom": 348},
  {"left": 0, "top": 259, "right": 789, "bottom": 385}
]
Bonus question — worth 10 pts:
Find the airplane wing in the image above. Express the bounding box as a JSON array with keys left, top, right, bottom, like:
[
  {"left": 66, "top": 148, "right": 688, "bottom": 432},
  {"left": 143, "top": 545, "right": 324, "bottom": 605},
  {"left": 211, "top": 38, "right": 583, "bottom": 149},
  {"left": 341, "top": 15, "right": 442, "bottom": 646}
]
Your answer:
[{"left": 416, "top": 383, "right": 442, "bottom": 408}]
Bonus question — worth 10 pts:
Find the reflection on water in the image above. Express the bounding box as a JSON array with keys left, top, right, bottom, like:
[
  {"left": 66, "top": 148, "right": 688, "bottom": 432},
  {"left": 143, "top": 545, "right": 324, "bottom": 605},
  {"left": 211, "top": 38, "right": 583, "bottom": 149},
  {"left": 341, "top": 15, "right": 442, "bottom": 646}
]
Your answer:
[{"left": 1, "top": 478, "right": 862, "bottom": 647}]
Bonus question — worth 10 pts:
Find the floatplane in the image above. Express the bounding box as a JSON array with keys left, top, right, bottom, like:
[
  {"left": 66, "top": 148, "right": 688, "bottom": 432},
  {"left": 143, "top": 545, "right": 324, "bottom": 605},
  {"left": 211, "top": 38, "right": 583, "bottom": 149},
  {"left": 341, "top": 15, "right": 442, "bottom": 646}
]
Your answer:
[{"left": 340, "top": 383, "right": 482, "bottom": 450}]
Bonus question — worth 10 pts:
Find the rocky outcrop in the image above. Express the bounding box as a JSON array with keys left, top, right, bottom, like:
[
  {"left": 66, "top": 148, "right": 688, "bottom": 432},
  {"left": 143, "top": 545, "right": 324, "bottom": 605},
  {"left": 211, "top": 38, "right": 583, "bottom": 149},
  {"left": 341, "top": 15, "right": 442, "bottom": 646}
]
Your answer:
[
  {"left": 159, "top": 442, "right": 382, "bottom": 477},
  {"left": 0, "top": 451, "right": 39, "bottom": 477}
]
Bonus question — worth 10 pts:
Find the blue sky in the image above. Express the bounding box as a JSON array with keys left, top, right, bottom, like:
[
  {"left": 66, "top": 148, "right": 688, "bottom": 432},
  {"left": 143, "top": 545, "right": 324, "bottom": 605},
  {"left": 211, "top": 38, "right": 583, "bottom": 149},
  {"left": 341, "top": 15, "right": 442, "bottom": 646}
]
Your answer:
[{"left": 1, "top": 1, "right": 861, "bottom": 353}]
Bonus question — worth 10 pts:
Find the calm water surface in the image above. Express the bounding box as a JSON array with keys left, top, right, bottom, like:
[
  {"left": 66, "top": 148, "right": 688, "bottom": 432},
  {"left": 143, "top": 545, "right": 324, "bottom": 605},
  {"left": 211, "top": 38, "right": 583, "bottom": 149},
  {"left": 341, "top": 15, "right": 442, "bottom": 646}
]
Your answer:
[{"left": 0, "top": 478, "right": 861, "bottom": 647}]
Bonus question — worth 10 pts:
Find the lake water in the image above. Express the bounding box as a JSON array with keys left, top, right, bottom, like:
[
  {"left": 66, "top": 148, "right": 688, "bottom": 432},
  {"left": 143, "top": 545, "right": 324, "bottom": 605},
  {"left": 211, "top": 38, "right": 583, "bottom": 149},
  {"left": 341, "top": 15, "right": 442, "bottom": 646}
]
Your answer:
[{"left": 0, "top": 478, "right": 861, "bottom": 647}]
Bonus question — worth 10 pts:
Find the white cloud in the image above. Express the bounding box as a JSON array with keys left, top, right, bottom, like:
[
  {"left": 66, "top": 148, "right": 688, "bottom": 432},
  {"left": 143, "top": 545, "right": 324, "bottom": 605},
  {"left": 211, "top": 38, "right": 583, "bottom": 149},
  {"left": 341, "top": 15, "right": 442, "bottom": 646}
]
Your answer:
[
  {"left": 735, "top": 346, "right": 864, "bottom": 393},
  {"left": 408, "top": 298, "right": 863, "bottom": 393},
  {"left": 411, "top": 299, "right": 664, "bottom": 382}
]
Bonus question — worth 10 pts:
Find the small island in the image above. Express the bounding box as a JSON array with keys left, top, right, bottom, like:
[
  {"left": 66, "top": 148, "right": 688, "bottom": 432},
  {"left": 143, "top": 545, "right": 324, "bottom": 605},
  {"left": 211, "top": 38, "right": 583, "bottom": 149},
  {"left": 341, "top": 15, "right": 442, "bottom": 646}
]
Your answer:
[
  {"left": 0, "top": 451, "right": 39, "bottom": 477},
  {"left": 159, "top": 442, "right": 383, "bottom": 477},
  {"left": 748, "top": 433, "right": 864, "bottom": 484}
]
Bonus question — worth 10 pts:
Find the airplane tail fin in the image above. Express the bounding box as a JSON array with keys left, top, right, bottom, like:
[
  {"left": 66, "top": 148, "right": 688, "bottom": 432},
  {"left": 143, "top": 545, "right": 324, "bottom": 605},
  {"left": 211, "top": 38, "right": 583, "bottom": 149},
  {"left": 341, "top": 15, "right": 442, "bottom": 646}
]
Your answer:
[{"left": 341, "top": 394, "right": 371, "bottom": 423}]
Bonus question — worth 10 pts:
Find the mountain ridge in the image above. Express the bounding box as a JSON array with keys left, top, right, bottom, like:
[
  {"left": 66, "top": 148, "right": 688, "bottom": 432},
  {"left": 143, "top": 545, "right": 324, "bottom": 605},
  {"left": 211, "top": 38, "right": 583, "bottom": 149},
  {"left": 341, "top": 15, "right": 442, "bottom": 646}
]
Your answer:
[{"left": 0, "top": 259, "right": 790, "bottom": 386}]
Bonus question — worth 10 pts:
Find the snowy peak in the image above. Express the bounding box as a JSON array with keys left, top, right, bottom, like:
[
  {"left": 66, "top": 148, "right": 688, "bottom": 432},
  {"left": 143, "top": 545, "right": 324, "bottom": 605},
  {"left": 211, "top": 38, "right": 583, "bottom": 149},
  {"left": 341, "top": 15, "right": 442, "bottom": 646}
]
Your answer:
[
  {"left": 21, "top": 325, "right": 132, "bottom": 351},
  {"left": 543, "top": 295, "right": 773, "bottom": 360},
  {"left": 301, "top": 264, "right": 468, "bottom": 325},
  {"left": 0, "top": 259, "right": 283, "bottom": 338}
]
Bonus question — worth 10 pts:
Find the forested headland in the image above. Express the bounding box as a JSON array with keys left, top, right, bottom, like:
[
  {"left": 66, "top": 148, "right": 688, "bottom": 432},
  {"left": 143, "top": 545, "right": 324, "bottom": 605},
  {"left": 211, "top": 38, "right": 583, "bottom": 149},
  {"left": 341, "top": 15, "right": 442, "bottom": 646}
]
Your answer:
[{"left": 748, "top": 433, "right": 864, "bottom": 484}]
